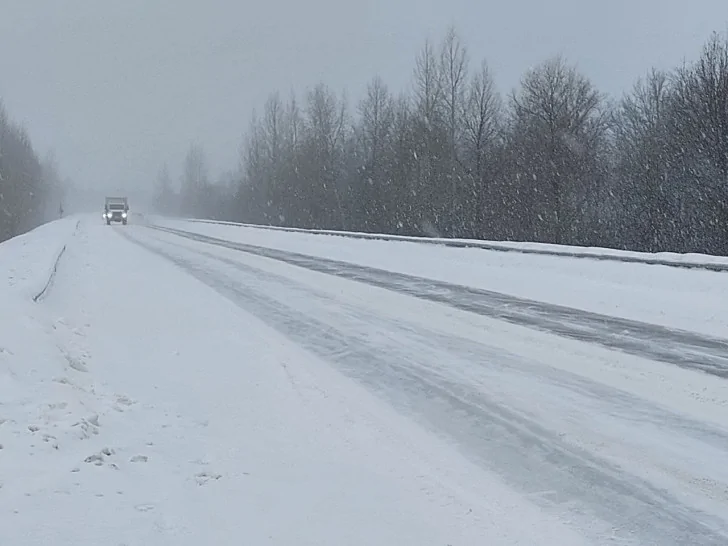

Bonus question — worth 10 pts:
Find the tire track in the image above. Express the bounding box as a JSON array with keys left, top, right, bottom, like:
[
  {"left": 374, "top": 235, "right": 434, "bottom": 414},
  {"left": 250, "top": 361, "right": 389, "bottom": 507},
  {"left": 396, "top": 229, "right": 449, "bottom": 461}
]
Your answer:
[
  {"left": 123, "top": 229, "right": 728, "bottom": 545},
  {"left": 147, "top": 224, "right": 728, "bottom": 379},
  {"left": 144, "top": 232, "right": 728, "bottom": 451}
]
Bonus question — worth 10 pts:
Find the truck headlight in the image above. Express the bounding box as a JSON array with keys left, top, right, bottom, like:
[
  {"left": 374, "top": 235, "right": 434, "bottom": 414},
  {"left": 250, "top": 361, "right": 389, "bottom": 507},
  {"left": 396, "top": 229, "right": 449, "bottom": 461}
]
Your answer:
[{"left": 122, "top": 212, "right": 127, "bottom": 218}]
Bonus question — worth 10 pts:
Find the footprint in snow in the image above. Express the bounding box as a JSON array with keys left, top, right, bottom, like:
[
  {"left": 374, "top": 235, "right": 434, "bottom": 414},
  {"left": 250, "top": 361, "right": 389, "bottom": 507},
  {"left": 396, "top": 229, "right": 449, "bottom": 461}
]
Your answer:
[
  {"left": 194, "top": 472, "right": 222, "bottom": 485},
  {"left": 72, "top": 416, "right": 100, "bottom": 439},
  {"left": 113, "top": 395, "right": 136, "bottom": 413},
  {"left": 115, "top": 394, "right": 135, "bottom": 406},
  {"left": 64, "top": 355, "right": 88, "bottom": 373},
  {"left": 85, "top": 454, "right": 104, "bottom": 466},
  {"left": 84, "top": 447, "right": 114, "bottom": 466}
]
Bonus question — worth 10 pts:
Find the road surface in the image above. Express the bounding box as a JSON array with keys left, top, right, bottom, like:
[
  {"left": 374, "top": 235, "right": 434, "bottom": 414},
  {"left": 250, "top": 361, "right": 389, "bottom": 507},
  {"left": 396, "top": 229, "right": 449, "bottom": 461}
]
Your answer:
[{"left": 2, "top": 214, "right": 728, "bottom": 545}]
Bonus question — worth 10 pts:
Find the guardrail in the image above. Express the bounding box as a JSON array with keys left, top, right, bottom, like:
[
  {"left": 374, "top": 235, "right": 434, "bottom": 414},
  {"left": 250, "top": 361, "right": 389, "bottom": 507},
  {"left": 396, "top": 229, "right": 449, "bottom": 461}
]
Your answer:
[{"left": 159, "top": 217, "right": 728, "bottom": 272}]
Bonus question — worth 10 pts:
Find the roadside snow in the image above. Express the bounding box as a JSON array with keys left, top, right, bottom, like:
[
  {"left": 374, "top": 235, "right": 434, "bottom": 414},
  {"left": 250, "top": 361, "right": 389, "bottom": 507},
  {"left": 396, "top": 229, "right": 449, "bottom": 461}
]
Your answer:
[
  {"left": 0, "top": 216, "right": 79, "bottom": 302},
  {"left": 182, "top": 218, "right": 728, "bottom": 268},
  {"left": 156, "top": 218, "right": 728, "bottom": 338},
  {"left": 0, "top": 297, "right": 126, "bottom": 498},
  {"left": 0, "top": 217, "right": 131, "bottom": 540}
]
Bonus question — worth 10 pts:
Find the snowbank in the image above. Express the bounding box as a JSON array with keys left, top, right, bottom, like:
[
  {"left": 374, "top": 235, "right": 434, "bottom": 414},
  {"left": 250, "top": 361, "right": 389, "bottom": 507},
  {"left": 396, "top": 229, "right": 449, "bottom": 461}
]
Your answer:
[
  {"left": 182, "top": 217, "right": 728, "bottom": 270},
  {"left": 0, "top": 216, "right": 132, "bottom": 539},
  {"left": 0, "top": 216, "right": 80, "bottom": 302},
  {"left": 0, "top": 298, "right": 113, "bottom": 481}
]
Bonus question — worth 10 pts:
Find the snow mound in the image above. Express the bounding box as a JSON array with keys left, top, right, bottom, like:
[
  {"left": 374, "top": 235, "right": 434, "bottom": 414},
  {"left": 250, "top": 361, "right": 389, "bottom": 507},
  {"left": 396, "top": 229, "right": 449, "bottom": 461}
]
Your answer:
[{"left": 0, "top": 216, "right": 80, "bottom": 302}]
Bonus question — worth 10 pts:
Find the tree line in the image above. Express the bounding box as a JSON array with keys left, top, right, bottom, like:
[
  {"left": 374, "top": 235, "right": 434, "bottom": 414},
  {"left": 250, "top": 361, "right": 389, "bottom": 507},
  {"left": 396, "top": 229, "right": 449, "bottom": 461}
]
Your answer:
[
  {"left": 157, "top": 28, "right": 728, "bottom": 255},
  {"left": 0, "top": 101, "right": 65, "bottom": 243}
]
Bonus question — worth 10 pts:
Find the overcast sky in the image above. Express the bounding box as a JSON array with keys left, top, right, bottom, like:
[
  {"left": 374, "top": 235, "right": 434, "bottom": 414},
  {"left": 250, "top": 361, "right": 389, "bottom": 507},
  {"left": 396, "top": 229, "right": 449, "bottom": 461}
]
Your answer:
[{"left": 0, "top": 0, "right": 726, "bottom": 194}]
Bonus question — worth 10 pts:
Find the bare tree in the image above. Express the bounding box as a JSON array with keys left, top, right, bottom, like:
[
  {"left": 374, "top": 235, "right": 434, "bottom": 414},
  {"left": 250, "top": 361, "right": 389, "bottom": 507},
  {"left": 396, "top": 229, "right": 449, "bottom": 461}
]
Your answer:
[
  {"left": 510, "top": 56, "right": 608, "bottom": 243},
  {"left": 237, "top": 113, "right": 267, "bottom": 223},
  {"left": 389, "top": 94, "right": 419, "bottom": 233},
  {"left": 359, "top": 77, "right": 394, "bottom": 169},
  {"left": 40, "top": 151, "right": 66, "bottom": 219},
  {"left": 413, "top": 39, "right": 444, "bottom": 125},
  {"left": 437, "top": 27, "right": 471, "bottom": 234},
  {"left": 440, "top": 27, "right": 468, "bottom": 155},
  {"left": 412, "top": 38, "right": 449, "bottom": 233},
  {"left": 226, "top": 27, "right": 728, "bottom": 256},
  {"left": 462, "top": 61, "right": 501, "bottom": 179},
  {"left": 461, "top": 60, "right": 502, "bottom": 236},
  {"left": 668, "top": 32, "right": 728, "bottom": 253},
  {"left": 0, "top": 101, "right": 49, "bottom": 240},
  {"left": 262, "top": 93, "right": 284, "bottom": 165},
  {"left": 180, "top": 143, "right": 209, "bottom": 217},
  {"left": 356, "top": 76, "right": 395, "bottom": 230},
  {"left": 302, "top": 83, "right": 349, "bottom": 229},
  {"left": 614, "top": 69, "right": 672, "bottom": 250},
  {"left": 279, "top": 92, "right": 304, "bottom": 225},
  {"left": 153, "top": 163, "right": 177, "bottom": 215}
]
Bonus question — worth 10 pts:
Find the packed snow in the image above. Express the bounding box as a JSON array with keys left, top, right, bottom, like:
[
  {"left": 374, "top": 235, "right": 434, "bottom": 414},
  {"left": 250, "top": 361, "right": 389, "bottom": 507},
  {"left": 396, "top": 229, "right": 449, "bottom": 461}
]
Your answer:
[
  {"left": 154, "top": 217, "right": 728, "bottom": 338},
  {"left": 2, "top": 213, "right": 728, "bottom": 544}
]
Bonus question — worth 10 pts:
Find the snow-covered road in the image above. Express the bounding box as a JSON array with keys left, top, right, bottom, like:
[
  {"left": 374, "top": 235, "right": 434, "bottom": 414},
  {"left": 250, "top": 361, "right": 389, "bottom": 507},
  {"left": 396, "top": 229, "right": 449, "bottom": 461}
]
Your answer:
[
  {"left": 155, "top": 217, "right": 728, "bottom": 339},
  {"left": 3, "top": 214, "right": 728, "bottom": 545}
]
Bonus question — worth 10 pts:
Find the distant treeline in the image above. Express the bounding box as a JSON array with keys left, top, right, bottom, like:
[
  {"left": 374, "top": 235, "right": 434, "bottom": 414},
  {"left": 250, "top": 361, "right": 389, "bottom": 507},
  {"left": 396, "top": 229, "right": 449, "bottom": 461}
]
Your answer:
[
  {"left": 0, "top": 102, "right": 65, "bottom": 243},
  {"left": 156, "top": 28, "right": 728, "bottom": 255}
]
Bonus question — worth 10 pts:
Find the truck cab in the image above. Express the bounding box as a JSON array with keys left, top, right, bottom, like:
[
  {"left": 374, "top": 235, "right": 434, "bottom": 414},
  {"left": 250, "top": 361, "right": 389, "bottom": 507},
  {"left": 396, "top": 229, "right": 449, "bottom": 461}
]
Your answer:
[{"left": 104, "top": 197, "right": 129, "bottom": 225}]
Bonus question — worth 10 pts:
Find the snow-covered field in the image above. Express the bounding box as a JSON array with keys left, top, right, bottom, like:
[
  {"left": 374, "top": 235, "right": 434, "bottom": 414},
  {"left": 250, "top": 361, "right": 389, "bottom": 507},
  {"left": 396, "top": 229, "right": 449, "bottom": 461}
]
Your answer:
[
  {"left": 2, "top": 213, "right": 728, "bottom": 544},
  {"left": 155, "top": 217, "right": 728, "bottom": 338}
]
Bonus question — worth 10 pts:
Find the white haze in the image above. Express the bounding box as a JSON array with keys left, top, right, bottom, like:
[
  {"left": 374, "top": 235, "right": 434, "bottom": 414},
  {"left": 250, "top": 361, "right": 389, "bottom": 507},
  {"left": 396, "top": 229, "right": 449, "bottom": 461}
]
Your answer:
[{"left": 0, "top": 0, "right": 725, "bottom": 204}]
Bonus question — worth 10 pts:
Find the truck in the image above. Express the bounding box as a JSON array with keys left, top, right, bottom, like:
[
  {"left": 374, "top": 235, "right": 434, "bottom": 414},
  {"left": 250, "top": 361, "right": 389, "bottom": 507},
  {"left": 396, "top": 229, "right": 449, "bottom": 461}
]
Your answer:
[{"left": 104, "top": 196, "right": 129, "bottom": 225}]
